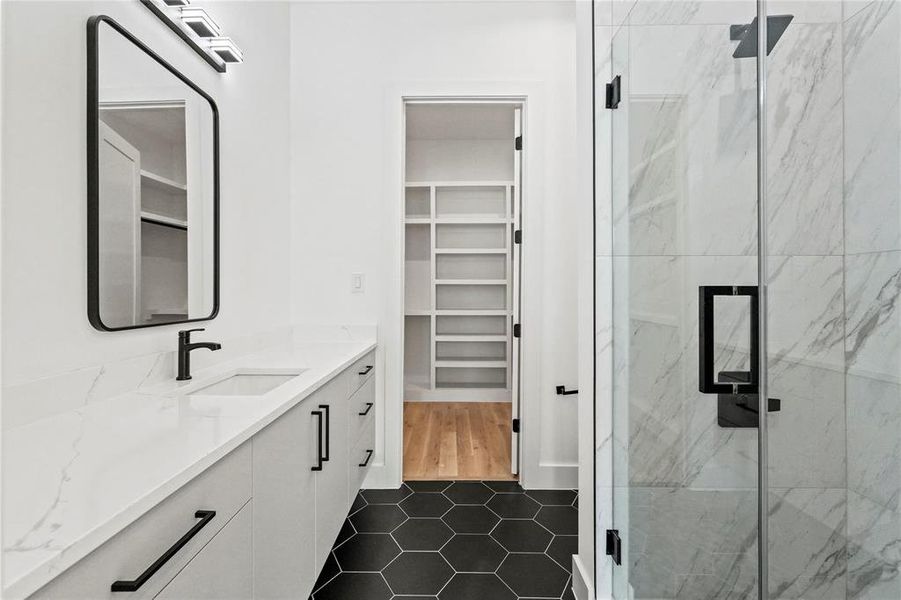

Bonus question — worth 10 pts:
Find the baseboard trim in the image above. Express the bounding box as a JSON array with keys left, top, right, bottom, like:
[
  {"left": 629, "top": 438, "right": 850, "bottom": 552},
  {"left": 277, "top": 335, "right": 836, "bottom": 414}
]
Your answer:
[
  {"left": 572, "top": 554, "right": 594, "bottom": 600},
  {"left": 524, "top": 463, "right": 577, "bottom": 489},
  {"left": 361, "top": 462, "right": 399, "bottom": 489}
]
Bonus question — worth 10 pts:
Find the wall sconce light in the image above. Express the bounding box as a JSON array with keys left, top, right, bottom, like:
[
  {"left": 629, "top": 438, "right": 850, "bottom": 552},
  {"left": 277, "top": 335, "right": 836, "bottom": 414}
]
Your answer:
[
  {"left": 141, "top": 0, "right": 243, "bottom": 73},
  {"left": 208, "top": 37, "right": 244, "bottom": 64},
  {"left": 179, "top": 6, "right": 221, "bottom": 38}
]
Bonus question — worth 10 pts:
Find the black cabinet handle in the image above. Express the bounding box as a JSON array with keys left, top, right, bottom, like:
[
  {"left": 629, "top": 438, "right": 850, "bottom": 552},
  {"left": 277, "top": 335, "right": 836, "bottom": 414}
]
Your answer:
[
  {"left": 359, "top": 402, "right": 374, "bottom": 416},
  {"left": 698, "top": 285, "right": 759, "bottom": 395},
  {"left": 311, "top": 410, "right": 324, "bottom": 471},
  {"left": 111, "top": 510, "right": 216, "bottom": 592},
  {"left": 358, "top": 365, "right": 373, "bottom": 376},
  {"left": 319, "top": 404, "right": 330, "bottom": 461},
  {"left": 359, "top": 449, "right": 373, "bottom": 467},
  {"left": 555, "top": 385, "right": 578, "bottom": 396}
]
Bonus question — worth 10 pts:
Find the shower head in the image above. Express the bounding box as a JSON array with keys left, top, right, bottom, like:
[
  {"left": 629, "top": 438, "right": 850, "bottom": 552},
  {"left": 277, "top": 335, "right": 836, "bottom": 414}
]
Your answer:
[{"left": 730, "top": 14, "right": 793, "bottom": 59}]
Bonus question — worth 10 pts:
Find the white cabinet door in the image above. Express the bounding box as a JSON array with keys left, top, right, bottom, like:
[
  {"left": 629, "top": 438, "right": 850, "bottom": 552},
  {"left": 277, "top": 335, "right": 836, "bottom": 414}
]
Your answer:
[
  {"left": 154, "top": 502, "right": 252, "bottom": 600},
  {"left": 252, "top": 394, "right": 319, "bottom": 599},
  {"left": 313, "top": 375, "right": 350, "bottom": 569}
]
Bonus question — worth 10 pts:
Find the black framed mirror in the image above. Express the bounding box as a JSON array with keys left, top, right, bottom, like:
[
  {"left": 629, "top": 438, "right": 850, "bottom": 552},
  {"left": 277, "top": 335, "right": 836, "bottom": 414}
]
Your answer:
[{"left": 87, "top": 15, "right": 219, "bottom": 331}]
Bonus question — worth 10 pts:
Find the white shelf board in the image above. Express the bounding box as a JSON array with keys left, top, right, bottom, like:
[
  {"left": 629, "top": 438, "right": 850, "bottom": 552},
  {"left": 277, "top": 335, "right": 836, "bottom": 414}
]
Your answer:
[
  {"left": 405, "top": 310, "right": 433, "bottom": 317},
  {"left": 405, "top": 218, "right": 431, "bottom": 225},
  {"left": 435, "top": 309, "right": 511, "bottom": 316},
  {"left": 140, "top": 211, "right": 188, "bottom": 229},
  {"left": 141, "top": 170, "right": 187, "bottom": 193},
  {"left": 434, "top": 217, "right": 512, "bottom": 225},
  {"left": 435, "top": 334, "right": 508, "bottom": 343},
  {"left": 434, "top": 248, "right": 507, "bottom": 255},
  {"left": 435, "top": 359, "right": 507, "bottom": 369},
  {"left": 435, "top": 279, "right": 507, "bottom": 286},
  {"left": 406, "top": 180, "right": 514, "bottom": 188},
  {"left": 434, "top": 381, "right": 509, "bottom": 390}
]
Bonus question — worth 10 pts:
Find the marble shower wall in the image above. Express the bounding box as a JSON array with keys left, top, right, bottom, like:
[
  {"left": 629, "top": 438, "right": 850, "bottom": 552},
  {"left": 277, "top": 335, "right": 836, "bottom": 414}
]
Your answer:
[
  {"left": 843, "top": 2, "right": 901, "bottom": 598},
  {"left": 601, "top": 0, "right": 853, "bottom": 598}
]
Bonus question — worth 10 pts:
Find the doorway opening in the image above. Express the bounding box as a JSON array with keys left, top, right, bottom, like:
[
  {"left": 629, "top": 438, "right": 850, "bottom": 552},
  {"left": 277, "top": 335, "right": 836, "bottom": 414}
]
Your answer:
[{"left": 401, "top": 100, "right": 524, "bottom": 482}]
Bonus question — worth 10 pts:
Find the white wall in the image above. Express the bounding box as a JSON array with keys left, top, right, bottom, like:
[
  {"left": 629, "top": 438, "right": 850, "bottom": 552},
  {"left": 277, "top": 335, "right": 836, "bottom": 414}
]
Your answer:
[
  {"left": 1, "top": 1, "right": 293, "bottom": 393},
  {"left": 289, "top": 0, "right": 579, "bottom": 488}
]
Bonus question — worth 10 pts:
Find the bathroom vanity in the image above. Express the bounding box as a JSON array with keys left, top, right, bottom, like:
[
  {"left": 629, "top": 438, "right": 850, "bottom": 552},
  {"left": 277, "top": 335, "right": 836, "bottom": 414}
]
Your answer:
[{"left": 3, "top": 340, "right": 376, "bottom": 600}]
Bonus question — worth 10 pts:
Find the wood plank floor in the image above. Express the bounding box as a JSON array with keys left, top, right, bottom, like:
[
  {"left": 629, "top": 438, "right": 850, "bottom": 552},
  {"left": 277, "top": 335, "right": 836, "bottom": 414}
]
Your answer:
[{"left": 403, "top": 401, "right": 516, "bottom": 481}]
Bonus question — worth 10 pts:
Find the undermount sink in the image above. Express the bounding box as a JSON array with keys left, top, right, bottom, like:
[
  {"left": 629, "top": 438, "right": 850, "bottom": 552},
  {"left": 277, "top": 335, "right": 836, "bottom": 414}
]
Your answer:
[{"left": 189, "top": 369, "right": 307, "bottom": 397}]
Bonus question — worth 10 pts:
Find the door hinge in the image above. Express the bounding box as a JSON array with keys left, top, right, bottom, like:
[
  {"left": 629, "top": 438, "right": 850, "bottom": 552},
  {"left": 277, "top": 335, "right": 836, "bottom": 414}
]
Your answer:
[
  {"left": 514, "top": 229, "right": 522, "bottom": 244},
  {"left": 513, "top": 323, "right": 521, "bottom": 338},
  {"left": 514, "top": 135, "right": 522, "bottom": 151},
  {"left": 605, "top": 75, "right": 621, "bottom": 110},
  {"left": 606, "top": 529, "right": 622, "bottom": 565},
  {"left": 512, "top": 418, "right": 520, "bottom": 433}
]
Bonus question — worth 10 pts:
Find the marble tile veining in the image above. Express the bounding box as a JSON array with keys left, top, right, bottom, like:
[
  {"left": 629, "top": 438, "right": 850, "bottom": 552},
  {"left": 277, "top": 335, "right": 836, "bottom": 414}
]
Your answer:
[{"left": 843, "top": 0, "right": 901, "bottom": 255}]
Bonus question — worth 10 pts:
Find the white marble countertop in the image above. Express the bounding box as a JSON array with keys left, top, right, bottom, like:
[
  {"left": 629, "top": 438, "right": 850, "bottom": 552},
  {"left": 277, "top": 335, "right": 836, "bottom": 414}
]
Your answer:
[{"left": 2, "top": 338, "right": 376, "bottom": 599}]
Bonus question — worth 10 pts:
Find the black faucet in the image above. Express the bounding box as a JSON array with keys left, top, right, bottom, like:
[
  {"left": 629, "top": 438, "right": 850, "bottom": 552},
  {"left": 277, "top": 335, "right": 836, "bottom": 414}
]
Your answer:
[{"left": 177, "top": 328, "right": 222, "bottom": 381}]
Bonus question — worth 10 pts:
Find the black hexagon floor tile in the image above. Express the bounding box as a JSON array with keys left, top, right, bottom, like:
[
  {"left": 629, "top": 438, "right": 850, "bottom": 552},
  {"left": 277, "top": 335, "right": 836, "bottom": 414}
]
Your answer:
[
  {"left": 311, "top": 551, "right": 340, "bottom": 593},
  {"left": 438, "top": 574, "right": 516, "bottom": 600},
  {"left": 536, "top": 505, "right": 578, "bottom": 535},
  {"left": 562, "top": 576, "right": 575, "bottom": 600},
  {"left": 400, "top": 492, "right": 454, "bottom": 517},
  {"left": 547, "top": 535, "right": 578, "bottom": 570},
  {"left": 312, "top": 572, "right": 392, "bottom": 600},
  {"left": 443, "top": 505, "right": 500, "bottom": 534},
  {"left": 350, "top": 492, "right": 367, "bottom": 515},
  {"left": 443, "top": 482, "right": 494, "bottom": 505},
  {"left": 363, "top": 485, "right": 412, "bottom": 504},
  {"left": 335, "top": 519, "right": 355, "bottom": 547},
  {"left": 393, "top": 518, "right": 454, "bottom": 551},
  {"left": 317, "top": 482, "right": 577, "bottom": 600},
  {"left": 487, "top": 493, "right": 541, "bottom": 518},
  {"left": 382, "top": 552, "right": 454, "bottom": 595},
  {"left": 484, "top": 481, "right": 524, "bottom": 493},
  {"left": 406, "top": 480, "right": 451, "bottom": 492},
  {"left": 497, "top": 553, "right": 569, "bottom": 598},
  {"left": 491, "top": 519, "right": 552, "bottom": 552},
  {"left": 440, "top": 534, "right": 507, "bottom": 572},
  {"left": 526, "top": 489, "right": 577, "bottom": 506},
  {"left": 334, "top": 533, "right": 401, "bottom": 572},
  {"left": 350, "top": 504, "right": 407, "bottom": 533}
]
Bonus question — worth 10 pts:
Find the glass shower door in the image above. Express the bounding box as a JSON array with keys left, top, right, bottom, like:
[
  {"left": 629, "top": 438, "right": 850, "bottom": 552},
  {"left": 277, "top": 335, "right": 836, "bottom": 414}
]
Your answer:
[{"left": 605, "top": 2, "right": 763, "bottom": 597}]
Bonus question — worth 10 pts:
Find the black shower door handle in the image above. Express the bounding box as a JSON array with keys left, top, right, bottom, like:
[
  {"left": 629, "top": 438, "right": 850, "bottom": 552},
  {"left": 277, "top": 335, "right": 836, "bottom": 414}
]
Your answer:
[{"left": 698, "top": 285, "right": 758, "bottom": 395}]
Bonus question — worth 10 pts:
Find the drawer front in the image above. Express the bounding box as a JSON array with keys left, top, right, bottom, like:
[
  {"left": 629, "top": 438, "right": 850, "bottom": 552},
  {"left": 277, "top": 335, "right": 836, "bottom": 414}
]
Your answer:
[
  {"left": 30, "top": 443, "right": 252, "bottom": 600},
  {"left": 349, "top": 414, "right": 375, "bottom": 501},
  {"left": 348, "top": 375, "right": 376, "bottom": 442},
  {"left": 154, "top": 501, "right": 252, "bottom": 600},
  {"left": 348, "top": 350, "right": 375, "bottom": 396}
]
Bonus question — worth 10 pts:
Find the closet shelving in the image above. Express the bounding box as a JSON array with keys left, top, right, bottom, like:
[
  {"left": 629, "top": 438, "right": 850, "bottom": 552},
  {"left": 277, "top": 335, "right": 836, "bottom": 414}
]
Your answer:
[
  {"left": 404, "top": 180, "right": 514, "bottom": 399},
  {"left": 99, "top": 101, "right": 190, "bottom": 324}
]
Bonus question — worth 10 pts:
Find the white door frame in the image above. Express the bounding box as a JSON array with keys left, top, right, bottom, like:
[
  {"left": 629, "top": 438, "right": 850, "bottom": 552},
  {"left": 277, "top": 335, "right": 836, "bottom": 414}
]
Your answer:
[{"left": 369, "top": 81, "right": 548, "bottom": 490}]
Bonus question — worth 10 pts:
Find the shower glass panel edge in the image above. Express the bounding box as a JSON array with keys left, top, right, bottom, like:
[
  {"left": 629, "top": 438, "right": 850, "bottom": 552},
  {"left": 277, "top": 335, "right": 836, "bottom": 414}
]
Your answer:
[
  {"left": 756, "top": 2, "right": 769, "bottom": 600},
  {"left": 596, "top": 0, "right": 766, "bottom": 597}
]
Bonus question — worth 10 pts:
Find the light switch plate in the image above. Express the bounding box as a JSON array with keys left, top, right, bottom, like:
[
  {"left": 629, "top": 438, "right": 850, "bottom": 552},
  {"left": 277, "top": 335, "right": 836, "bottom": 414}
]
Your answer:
[{"left": 351, "top": 273, "right": 365, "bottom": 294}]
